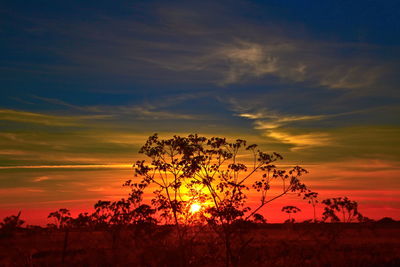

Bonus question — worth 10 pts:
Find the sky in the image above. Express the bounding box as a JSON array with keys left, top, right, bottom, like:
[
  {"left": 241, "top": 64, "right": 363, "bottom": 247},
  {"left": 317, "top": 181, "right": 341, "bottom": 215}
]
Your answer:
[{"left": 1, "top": 0, "right": 399, "bottom": 224}]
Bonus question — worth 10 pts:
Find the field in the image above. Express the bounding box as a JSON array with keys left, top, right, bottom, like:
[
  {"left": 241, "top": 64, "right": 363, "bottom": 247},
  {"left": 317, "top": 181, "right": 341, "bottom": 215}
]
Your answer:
[{"left": 1, "top": 222, "right": 399, "bottom": 267}]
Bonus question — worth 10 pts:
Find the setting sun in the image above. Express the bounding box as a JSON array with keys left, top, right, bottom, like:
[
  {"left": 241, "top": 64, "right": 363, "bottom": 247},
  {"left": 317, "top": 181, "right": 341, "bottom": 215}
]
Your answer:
[
  {"left": 1, "top": 1, "right": 400, "bottom": 266},
  {"left": 189, "top": 203, "right": 201, "bottom": 213}
]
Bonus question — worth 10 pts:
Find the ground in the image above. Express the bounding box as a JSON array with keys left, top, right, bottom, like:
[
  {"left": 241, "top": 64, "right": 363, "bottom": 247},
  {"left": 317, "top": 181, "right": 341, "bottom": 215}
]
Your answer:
[{"left": 1, "top": 222, "right": 399, "bottom": 266}]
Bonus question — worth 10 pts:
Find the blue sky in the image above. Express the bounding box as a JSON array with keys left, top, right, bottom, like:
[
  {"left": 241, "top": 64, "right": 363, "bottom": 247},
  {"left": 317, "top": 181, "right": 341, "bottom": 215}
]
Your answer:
[{"left": 1, "top": 0, "right": 399, "bottom": 223}]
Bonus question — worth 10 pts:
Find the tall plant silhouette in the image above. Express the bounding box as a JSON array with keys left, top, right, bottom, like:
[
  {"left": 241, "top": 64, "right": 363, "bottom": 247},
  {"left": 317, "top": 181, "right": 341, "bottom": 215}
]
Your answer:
[
  {"left": 134, "top": 133, "right": 311, "bottom": 266},
  {"left": 303, "top": 191, "right": 319, "bottom": 222},
  {"left": 322, "top": 197, "right": 364, "bottom": 222}
]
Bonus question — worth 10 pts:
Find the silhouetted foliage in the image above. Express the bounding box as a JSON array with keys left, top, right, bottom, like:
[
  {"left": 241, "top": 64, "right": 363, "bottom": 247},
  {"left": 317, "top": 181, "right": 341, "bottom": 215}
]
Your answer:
[
  {"left": 282, "top": 206, "right": 301, "bottom": 223},
  {"left": 47, "top": 208, "right": 71, "bottom": 229},
  {"left": 252, "top": 213, "right": 267, "bottom": 224},
  {"left": 0, "top": 211, "right": 24, "bottom": 238},
  {"left": 89, "top": 181, "right": 156, "bottom": 228},
  {"left": 134, "top": 133, "right": 311, "bottom": 266},
  {"left": 68, "top": 212, "right": 93, "bottom": 229},
  {"left": 303, "top": 191, "right": 319, "bottom": 222},
  {"left": 322, "top": 197, "right": 364, "bottom": 223},
  {"left": 377, "top": 217, "right": 396, "bottom": 223}
]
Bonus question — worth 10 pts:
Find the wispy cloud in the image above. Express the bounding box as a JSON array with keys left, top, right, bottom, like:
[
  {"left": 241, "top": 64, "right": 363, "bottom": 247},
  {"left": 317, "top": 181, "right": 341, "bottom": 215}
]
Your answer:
[
  {"left": 0, "top": 109, "right": 112, "bottom": 126},
  {"left": 216, "top": 41, "right": 281, "bottom": 84},
  {"left": 0, "top": 164, "right": 132, "bottom": 169},
  {"left": 33, "top": 176, "right": 50, "bottom": 182},
  {"left": 13, "top": 3, "right": 393, "bottom": 94},
  {"left": 86, "top": 187, "right": 105, "bottom": 192},
  {"left": 235, "top": 108, "right": 334, "bottom": 149},
  {"left": 125, "top": 106, "right": 197, "bottom": 120},
  {"left": 0, "top": 149, "right": 29, "bottom": 155},
  {"left": 72, "top": 10, "right": 389, "bottom": 91},
  {"left": 0, "top": 109, "right": 78, "bottom": 126},
  {"left": 239, "top": 109, "right": 329, "bottom": 129},
  {"left": 26, "top": 188, "right": 45, "bottom": 193},
  {"left": 27, "top": 93, "right": 208, "bottom": 121},
  {"left": 207, "top": 39, "right": 388, "bottom": 90},
  {"left": 319, "top": 65, "right": 385, "bottom": 89},
  {"left": 233, "top": 104, "right": 400, "bottom": 151},
  {"left": 264, "top": 130, "right": 331, "bottom": 151},
  {"left": 2, "top": 0, "right": 398, "bottom": 100}
]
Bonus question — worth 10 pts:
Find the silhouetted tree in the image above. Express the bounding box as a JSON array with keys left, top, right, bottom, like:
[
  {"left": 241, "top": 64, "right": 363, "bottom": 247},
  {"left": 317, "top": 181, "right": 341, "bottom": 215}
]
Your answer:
[
  {"left": 252, "top": 213, "right": 267, "bottom": 224},
  {"left": 92, "top": 200, "right": 112, "bottom": 227},
  {"left": 377, "top": 217, "right": 396, "bottom": 223},
  {"left": 282, "top": 206, "right": 301, "bottom": 223},
  {"left": 134, "top": 133, "right": 310, "bottom": 266},
  {"left": 67, "top": 212, "right": 94, "bottom": 229},
  {"left": 48, "top": 208, "right": 71, "bottom": 229},
  {"left": 121, "top": 180, "right": 157, "bottom": 225},
  {"left": 91, "top": 182, "right": 156, "bottom": 228},
  {"left": 322, "top": 197, "right": 364, "bottom": 223},
  {"left": 0, "top": 211, "right": 24, "bottom": 238}
]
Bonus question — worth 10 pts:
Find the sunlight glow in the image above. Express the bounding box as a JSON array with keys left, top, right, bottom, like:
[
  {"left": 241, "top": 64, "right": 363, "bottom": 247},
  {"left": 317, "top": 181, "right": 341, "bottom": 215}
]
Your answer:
[{"left": 190, "top": 203, "right": 201, "bottom": 213}]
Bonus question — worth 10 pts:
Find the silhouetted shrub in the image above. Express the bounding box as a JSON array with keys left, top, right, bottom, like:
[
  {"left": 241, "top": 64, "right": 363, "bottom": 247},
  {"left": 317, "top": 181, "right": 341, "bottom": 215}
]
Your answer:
[{"left": 0, "top": 211, "right": 24, "bottom": 238}]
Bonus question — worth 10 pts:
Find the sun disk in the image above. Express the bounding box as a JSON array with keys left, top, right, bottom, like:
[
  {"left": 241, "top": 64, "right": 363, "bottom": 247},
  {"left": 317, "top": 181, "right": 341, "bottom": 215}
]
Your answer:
[{"left": 190, "top": 203, "right": 201, "bottom": 213}]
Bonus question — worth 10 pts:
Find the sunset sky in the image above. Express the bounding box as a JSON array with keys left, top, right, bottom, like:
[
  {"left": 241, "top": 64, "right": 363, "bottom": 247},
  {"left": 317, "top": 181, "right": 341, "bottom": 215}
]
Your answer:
[{"left": 1, "top": 0, "right": 399, "bottom": 224}]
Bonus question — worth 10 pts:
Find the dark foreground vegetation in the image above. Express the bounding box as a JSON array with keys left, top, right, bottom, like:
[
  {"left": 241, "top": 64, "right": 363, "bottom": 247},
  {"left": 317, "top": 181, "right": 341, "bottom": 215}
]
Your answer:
[{"left": 1, "top": 221, "right": 399, "bottom": 267}]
